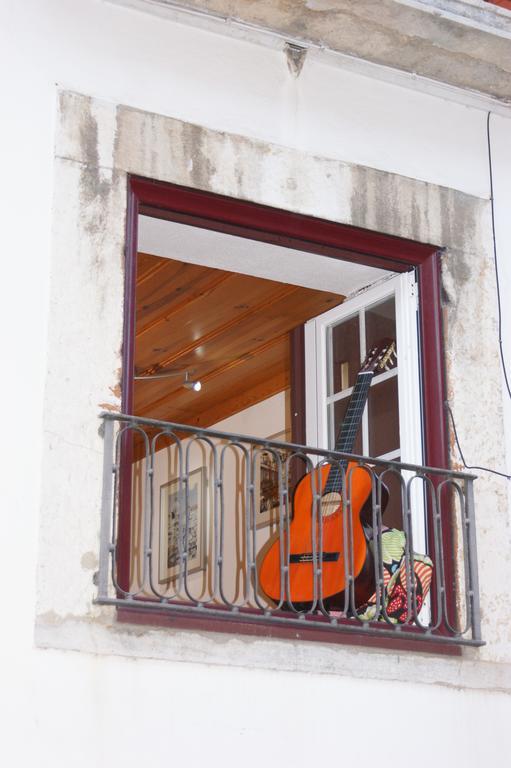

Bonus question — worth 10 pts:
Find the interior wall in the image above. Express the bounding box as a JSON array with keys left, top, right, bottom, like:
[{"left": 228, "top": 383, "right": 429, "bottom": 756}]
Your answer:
[{"left": 132, "top": 392, "right": 288, "bottom": 605}]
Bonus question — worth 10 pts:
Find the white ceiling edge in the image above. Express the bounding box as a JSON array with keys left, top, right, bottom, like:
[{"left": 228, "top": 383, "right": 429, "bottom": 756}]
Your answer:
[
  {"left": 107, "top": 0, "right": 511, "bottom": 116},
  {"left": 138, "top": 215, "right": 389, "bottom": 296}
]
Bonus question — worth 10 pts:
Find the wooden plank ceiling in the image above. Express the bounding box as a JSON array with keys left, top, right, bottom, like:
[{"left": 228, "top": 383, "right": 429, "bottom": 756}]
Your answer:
[{"left": 134, "top": 253, "right": 345, "bottom": 429}]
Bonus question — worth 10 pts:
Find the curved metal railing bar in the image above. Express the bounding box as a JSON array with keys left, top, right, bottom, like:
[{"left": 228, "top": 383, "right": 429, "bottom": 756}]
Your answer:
[
  {"left": 372, "top": 467, "right": 408, "bottom": 627},
  {"left": 411, "top": 473, "right": 444, "bottom": 633},
  {"left": 282, "top": 451, "right": 320, "bottom": 616},
  {"left": 111, "top": 423, "right": 151, "bottom": 599},
  {"left": 217, "top": 440, "right": 252, "bottom": 610},
  {"left": 437, "top": 478, "right": 471, "bottom": 637},
  {"left": 182, "top": 435, "right": 220, "bottom": 607},
  {"left": 146, "top": 429, "right": 184, "bottom": 603},
  {"left": 248, "top": 445, "right": 285, "bottom": 613},
  {"left": 344, "top": 463, "right": 379, "bottom": 624}
]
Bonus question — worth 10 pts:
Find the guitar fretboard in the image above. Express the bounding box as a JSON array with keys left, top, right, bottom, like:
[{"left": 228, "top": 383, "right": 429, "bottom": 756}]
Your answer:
[{"left": 323, "top": 372, "right": 373, "bottom": 495}]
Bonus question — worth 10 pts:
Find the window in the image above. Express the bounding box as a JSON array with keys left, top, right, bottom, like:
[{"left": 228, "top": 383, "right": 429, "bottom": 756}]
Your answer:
[
  {"left": 96, "top": 177, "right": 482, "bottom": 650},
  {"left": 304, "top": 272, "right": 426, "bottom": 551}
]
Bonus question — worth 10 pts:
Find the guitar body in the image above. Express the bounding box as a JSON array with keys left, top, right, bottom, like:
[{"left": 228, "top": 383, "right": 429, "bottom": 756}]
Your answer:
[
  {"left": 257, "top": 338, "right": 396, "bottom": 612},
  {"left": 259, "top": 461, "right": 374, "bottom": 606}
]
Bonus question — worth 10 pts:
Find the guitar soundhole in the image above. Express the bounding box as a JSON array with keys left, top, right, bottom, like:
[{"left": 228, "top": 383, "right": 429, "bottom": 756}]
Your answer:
[{"left": 321, "top": 491, "right": 342, "bottom": 518}]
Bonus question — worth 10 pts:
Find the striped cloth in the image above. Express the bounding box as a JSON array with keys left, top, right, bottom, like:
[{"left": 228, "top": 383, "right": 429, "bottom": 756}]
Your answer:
[{"left": 358, "top": 528, "right": 433, "bottom": 624}]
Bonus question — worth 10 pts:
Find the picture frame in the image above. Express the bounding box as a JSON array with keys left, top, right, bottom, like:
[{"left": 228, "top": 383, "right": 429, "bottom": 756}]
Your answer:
[
  {"left": 253, "top": 429, "right": 290, "bottom": 529},
  {"left": 158, "top": 466, "right": 207, "bottom": 583}
]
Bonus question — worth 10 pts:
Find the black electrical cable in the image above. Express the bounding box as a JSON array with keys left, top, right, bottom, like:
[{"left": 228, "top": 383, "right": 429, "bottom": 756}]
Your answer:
[
  {"left": 443, "top": 114, "right": 511, "bottom": 482},
  {"left": 487, "top": 111, "right": 511, "bottom": 400},
  {"left": 445, "top": 402, "right": 511, "bottom": 480}
]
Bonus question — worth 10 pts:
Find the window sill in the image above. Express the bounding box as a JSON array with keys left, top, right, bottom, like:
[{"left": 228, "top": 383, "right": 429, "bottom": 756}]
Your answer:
[{"left": 115, "top": 604, "right": 463, "bottom": 657}]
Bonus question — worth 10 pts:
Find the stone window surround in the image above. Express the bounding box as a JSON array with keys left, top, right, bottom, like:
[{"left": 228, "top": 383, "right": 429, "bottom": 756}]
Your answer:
[{"left": 34, "top": 90, "right": 510, "bottom": 694}]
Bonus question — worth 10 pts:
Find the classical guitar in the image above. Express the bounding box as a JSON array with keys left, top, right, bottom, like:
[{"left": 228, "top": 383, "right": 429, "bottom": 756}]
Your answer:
[{"left": 258, "top": 339, "right": 396, "bottom": 610}]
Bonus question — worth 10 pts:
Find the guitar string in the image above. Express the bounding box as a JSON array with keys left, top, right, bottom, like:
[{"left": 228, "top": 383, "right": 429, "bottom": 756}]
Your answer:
[{"left": 323, "top": 373, "right": 373, "bottom": 496}]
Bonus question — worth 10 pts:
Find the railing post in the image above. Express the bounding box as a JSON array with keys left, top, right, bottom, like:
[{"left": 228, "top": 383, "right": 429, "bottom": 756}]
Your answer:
[
  {"left": 98, "top": 416, "right": 115, "bottom": 600},
  {"left": 465, "top": 477, "right": 482, "bottom": 643}
]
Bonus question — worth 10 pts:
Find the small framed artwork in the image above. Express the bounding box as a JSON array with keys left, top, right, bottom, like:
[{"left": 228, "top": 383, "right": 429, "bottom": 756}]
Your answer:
[
  {"left": 158, "top": 467, "right": 207, "bottom": 583},
  {"left": 253, "top": 430, "right": 289, "bottom": 529}
]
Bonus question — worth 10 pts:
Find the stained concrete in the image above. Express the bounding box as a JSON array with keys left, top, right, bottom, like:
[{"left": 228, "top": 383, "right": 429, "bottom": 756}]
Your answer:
[{"left": 132, "top": 0, "right": 511, "bottom": 102}]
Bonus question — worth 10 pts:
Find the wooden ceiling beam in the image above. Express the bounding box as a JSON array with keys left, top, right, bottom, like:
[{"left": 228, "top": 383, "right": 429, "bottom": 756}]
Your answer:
[
  {"left": 134, "top": 253, "right": 346, "bottom": 428},
  {"left": 136, "top": 269, "right": 231, "bottom": 340},
  {"left": 136, "top": 256, "right": 169, "bottom": 286},
  {"left": 136, "top": 332, "right": 289, "bottom": 415},
  {"left": 137, "top": 284, "right": 298, "bottom": 376}
]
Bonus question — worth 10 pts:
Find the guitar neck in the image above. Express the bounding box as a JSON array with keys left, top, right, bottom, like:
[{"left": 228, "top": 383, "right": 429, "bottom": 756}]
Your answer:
[{"left": 324, "top": 372, "right": 373, "bottom": 494}]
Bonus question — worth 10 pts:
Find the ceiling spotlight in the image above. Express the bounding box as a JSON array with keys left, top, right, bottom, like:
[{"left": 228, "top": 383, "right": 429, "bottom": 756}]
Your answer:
[{"left": 183, "top": 373, "right": 202, "bottom": 392}]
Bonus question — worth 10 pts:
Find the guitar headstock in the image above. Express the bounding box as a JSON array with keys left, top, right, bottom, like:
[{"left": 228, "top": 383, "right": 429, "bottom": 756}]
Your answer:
[{"left": 360, "top": 338, "right": 397, "bottom": 374}]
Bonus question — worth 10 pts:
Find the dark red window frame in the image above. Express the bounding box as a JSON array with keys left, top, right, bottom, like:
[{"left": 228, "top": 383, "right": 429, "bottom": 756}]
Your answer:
[
  {"left": 118, "top": 175, "right": 455, "bottom": 654},
  {"left": 485, "top": 1, "right": 511, "bottom": 10}
]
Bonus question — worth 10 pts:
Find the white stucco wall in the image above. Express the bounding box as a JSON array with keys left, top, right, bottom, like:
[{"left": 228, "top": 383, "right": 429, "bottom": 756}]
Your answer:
[{"left": 1, "top": 1, "right": 511, "bottom": 765}]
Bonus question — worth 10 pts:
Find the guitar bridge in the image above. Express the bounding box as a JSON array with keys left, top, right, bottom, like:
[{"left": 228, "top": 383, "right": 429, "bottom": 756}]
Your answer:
[{"left": 289, "top": 552, "right": 340, "bottom": 563}]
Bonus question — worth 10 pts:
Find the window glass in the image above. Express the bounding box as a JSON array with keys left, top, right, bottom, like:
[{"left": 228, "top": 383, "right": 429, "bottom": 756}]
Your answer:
[
  {"left": 327, "top": 314, "right": 360, "bottom": 395},
  {"left": 365, "top": 296, "right": 396, "bottom": 368},
  {"left": 368, "top": 376, "right": 400, "bottom": 458},
  {"left": 329, "top": 397, "right": 363, "bottom": 455}
]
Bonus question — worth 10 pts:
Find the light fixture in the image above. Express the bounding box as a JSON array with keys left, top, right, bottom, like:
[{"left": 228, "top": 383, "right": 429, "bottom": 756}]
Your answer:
[
  {"left": 134, "top": 368, "right": 202, "bottom": 392},
  {"left": 183, "top": 372, "right": 202, "bottom": 392}
]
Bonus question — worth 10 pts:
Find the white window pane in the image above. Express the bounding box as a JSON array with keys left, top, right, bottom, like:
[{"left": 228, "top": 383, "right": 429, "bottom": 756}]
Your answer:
[
  {"left": 327, "top": 313, "right": 360, "bottom": 396},
  {"left": 365, "top": 296, "right": 397, "bottom": 366},
  {"left": 368, "top": 376, "right": 400, "bottom": 458}
]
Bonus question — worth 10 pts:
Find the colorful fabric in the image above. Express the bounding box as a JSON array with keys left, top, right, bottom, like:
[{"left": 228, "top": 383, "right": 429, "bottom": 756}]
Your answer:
[{"left": 358, "top": 528, "right": 433, "bottom": 624}]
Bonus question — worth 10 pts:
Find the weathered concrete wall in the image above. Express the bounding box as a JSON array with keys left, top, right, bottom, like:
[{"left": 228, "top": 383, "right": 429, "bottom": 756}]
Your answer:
[{"left": 113, "top": 0, "right": 511, "bottom": 101}]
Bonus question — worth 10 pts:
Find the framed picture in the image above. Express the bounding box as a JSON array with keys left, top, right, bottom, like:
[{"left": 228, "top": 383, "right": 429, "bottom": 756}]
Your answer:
[
  {"left": 158, "top": 467, "right": 207, "bottom": 583},
  {"left": 253, "top": 430, "right": 289, "bottom": 529}
]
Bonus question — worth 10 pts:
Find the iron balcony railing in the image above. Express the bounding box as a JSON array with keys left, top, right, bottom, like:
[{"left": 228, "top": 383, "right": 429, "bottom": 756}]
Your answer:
[{"left": 96, "top": 412, "right": 483, "bottom": 647}]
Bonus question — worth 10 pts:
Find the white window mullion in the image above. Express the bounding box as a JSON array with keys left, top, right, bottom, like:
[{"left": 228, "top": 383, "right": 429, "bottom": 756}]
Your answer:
[
  {"left": 376, "top": 448, "right": 401, "bottom": 462},
  {"left": 359, "top": 308, "right": 370, "bottom": 455},
  {"left": 395, "top": 270, "right": 426, "bottom": 555},
  {"left": 371, "top": 367, "right": 398, "bottom": 386},
  {"left": 304, "top": 318, "right": 319, "bottom": 449}
]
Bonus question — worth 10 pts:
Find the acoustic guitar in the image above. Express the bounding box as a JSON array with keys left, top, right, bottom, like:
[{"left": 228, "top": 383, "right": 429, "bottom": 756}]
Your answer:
[{"left": 258, "top": 339, "right": 396, "bottom": 610}]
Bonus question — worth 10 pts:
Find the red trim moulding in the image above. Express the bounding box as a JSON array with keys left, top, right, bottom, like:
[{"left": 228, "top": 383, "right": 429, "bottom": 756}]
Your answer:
[
  {"left": 118, "top": 175, "right": 453, "bottom": 651},
  {"left": 486, "top": 1, "right": 511, "bottom": 11},
  {"left": 117, "top": 185, "right": 139, "bottom": 594},
  {"left": 117, "top": 607, "right": 461, "bottom": 656},
  {"left": 132, "top": 177, "right": 436, "bottom": 269}
]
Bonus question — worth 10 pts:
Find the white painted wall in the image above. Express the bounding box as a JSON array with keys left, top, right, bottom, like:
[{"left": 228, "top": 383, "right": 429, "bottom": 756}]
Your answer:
[
  {"left": 6, "top": 647, "right": 510, "bottom": 768},
  {"left": 1, "top": 0, "right": 511, "bottom": 765},
  {"left": 138, "top": 215, "right": 387, "bottom": 293}
]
